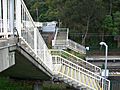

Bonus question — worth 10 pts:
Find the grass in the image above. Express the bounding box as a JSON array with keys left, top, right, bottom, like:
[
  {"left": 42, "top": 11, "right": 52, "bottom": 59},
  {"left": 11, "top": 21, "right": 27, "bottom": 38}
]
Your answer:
[
  {"left": 0, "top": 77, "right": 75, "bottom": 90},
  {"left": 0, "top": 77, "right": 32, "bottom": 90}
]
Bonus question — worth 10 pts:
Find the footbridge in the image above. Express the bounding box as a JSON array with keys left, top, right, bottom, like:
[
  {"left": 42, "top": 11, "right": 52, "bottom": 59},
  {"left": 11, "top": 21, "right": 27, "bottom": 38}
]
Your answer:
[{"left": 0, "top": 0, "right": 110, "bottom": 90}]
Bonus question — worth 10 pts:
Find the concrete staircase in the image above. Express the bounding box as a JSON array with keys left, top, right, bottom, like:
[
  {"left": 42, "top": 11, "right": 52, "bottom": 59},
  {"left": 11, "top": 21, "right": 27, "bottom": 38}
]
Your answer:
[
  {"left": 50, "top": 49, "right": 101, "bottom": 74},
  {"left": 0, "top": 0, "right": 110, "bottom": 89},
  {"left": 51, "top": 28, "right": 110, "bottom": 90},
  {"left": 52, "top": 54, "right": 110, "bottom": 90},
  {"left": 52, "top": 28, "right": 86, "bottom": 54}
]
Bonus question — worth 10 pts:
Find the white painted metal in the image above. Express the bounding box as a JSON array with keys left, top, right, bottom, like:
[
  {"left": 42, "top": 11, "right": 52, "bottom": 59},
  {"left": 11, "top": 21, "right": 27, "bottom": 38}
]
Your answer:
[
  {"left": 16, "top": 0, "right": 21, "bottom": 37},
  {"left": 34, "top": 28, "right": 37, "bottom": 54},
  {"left": 8, "top": 0, "right": 10, "bottom": 32},
  {"left": 0, "top": 0, "right": 2, "bottom": 33},
  {"left": 0, "top": 0, "right": 111, "bottom": 90},
  {"left": 10, "top": 0, "right": 14, "bottom": 34},
  {"left": 68, "top": 39, "right": 86, "bottom": 54},
  {"left": 67, "top": 28, "right": 69, "bottom": 41},
  {"left": 50, "top": 49, "right": 101, "bottom": 74},
  {"left": 52, "top": 28, "right": 86, "bottom": 54},
  {"left": 3, "top": 0, "right": 8, "bottom": 38},
  {"left": 20, "top": 0, "right": 53, "bottom": 71},
  {"left": 52, "top": 55, "right": 110, "bottom": 90},
  {"left": 0, "top": 0, "right": 1, "bottom": 18},
  {"left": 52, "top": 28, "right": 58, "bottom": 46}
]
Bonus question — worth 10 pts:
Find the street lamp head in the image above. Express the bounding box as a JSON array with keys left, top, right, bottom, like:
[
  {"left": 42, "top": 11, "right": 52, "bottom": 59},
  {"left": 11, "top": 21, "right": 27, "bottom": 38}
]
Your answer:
[
  {"left": 86, "top": 47, "right": 89, "bottom": 51},
  {"left": 100, "top": 42, "right": 107, "bottom": 46}
]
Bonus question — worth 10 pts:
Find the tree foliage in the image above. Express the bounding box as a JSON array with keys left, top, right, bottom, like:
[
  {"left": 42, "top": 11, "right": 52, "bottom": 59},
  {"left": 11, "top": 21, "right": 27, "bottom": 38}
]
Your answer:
[{"left": 24, "top": 0, "right": 120, "bottom": 35}]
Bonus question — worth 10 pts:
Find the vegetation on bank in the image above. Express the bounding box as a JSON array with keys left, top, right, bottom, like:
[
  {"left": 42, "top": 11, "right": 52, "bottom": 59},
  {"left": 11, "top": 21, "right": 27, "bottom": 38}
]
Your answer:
[
  {"left": 0, "top": 77, "right": 32, "bottom": 90},
  {"left": 0, "top": 77, "right": 75, "bottom": 90}
]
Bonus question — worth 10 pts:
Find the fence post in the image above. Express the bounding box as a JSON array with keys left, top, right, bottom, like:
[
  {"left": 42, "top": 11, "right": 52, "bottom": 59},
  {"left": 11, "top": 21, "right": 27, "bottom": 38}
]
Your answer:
[
  {"left": 3, "top": 0, "right": 8, "bottom": 38},
  {"left": 16, "top": 0, "right": 21, "bottom": 37}
]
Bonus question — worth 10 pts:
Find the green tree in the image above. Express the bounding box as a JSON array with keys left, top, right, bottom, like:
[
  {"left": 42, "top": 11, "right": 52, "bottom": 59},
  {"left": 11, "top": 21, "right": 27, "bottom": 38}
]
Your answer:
[{"left": 102, "top": 11, "right": 120, "bottom": 47}]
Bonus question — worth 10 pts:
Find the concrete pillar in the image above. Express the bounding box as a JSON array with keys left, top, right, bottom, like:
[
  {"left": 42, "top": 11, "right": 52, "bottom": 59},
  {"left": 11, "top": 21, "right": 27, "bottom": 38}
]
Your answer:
[
  {"left": 33, "top": 82, "right": 42, "bottom": 90},
  {"left": 10, "top": 0, "right": 14, "bottom": 35},
  {"left": 16, "top": 0, "right": 21, "bottom": 37},
  {"left": 3, "top": 0, "right": 8, "bottom": 38}
]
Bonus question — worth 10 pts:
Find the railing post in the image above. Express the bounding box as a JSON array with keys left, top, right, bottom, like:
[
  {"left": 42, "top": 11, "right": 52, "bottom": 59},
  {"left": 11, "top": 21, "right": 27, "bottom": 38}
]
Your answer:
[
  {"left": 44, "top": 44, "right": 46, "bottom": 63},
  {"left": 102, "top": 79, "right": 104, "bottom": 90},
  {"left": 0, "top": 0, "right": 1, "bottom": 32},
  {"left": 0, "top": 0, "right": 1, "bottom": 19},
  {"left": 3, "top": 0, "right": 8, "bottom": 38},
  {"left": 34, "top": 28, "right": 37, "bottom": 54},
  {"left": 16, "top": 0, "right": 21, "bottom": 37},
  {"left": 10, "top": 0, "right": 14, "bottom": 35},
  {"left": 66, "top": 28, "right": 69, "bottom": 46},
  {"left": 67, "top": 28, "right": 69, "bottom": 41}
]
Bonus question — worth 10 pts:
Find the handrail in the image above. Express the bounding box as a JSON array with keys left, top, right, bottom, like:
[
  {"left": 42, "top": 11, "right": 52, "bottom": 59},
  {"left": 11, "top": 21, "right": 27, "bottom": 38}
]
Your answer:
[
  {"left": 50, "top": 49, "right": 101, "bottom": 74},
  {"left": 53, "top": 55, "right": 100, "bottom": 80},
  {"left": 68, "top": 39, "right": 86, "bottom": 54},
  {"left": 52, "top": 39, "right": 86, "bottom": 54},
  {"left": 21, "top": 0, "right": 35, "bottom": 27},
  {"left": 20, "top": 0, "right": 53, "bottom": 71},
  {"left": 52, "top": 28, "right": 58, "bottom": 46},
  {"left": 55, "top": 71, "right": 96, "bottom": 90},
  {"left": 53, "top": 55, "right": 110, "bottom": 90},
  {"left": 19, "top": 37, "right": 53, "bottom": 76},
  {"left": 0, "top": 19, "right": 3, "bottom": 33}
]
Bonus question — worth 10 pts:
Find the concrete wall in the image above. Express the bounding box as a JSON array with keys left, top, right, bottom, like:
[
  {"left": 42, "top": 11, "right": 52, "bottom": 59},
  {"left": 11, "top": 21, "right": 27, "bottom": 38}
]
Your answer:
[{"left": 0, "top": 48, "right": 15, "bottom": 72}]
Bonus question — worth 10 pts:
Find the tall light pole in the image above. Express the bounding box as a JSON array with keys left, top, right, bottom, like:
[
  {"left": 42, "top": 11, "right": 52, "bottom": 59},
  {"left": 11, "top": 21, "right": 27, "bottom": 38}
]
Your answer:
[{"left": 100, "top": 42, "right": 108, "bottom": 90}]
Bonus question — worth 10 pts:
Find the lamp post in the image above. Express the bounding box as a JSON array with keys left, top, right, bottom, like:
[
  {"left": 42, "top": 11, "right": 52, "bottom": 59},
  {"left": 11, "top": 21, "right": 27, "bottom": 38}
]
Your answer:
[{"left": 100, "top": 42, "right": 108, "bottom": 90}]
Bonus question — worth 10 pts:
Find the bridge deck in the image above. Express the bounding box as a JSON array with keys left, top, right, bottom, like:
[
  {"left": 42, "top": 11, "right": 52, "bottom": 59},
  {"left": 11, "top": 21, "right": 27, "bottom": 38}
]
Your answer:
[{"left": 0, "top": 38, "right": 52, "bottom": 80}]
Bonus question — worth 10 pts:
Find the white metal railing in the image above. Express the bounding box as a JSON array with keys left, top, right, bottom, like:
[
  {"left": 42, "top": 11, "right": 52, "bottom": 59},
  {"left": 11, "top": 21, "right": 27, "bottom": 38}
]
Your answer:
[
  {"left": 56, "top": 28, "right": 68, "bottom": 40},
  {"left": 50, "top": 49, "right": 101, "bottom": 74},
  {"left": 52, "top": 28, "right": 68, "bottom": 47},
  {"left": 19, "top": 0, "right": 53, "bottom": 71},
  {"left": 52, "top": 55, "right": 110, "bottom": 90},
  {"left": 0, "top": 0, "right": 53, "bottom": 71},
  {"left": 52, "top": 27, "right": 86, "bottom": 54},
  {"left": 0, "top": 19, "right": 3, "bottom": 34},
  {"left": 0, "top": 0, "right": 13, "bottom": 37},
  {"left": 68, "top": 39, "right": 86, "bottom": 54},
  {"left": 52, "top": 28, "right": 58, "bottom": 46},
  {"left": 0, "top": 1, "right": 110, "bottom": 90},
  {"left": 52, "top": 39, "right": 86, "bottom": 54}
]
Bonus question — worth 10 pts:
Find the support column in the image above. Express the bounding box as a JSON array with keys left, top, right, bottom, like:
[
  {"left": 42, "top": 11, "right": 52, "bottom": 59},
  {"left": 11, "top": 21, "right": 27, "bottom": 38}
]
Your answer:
[
  {"left": 16, "top": 0, "right": 21, "bottom": 37},
  {"left": 3, "top": 0, "right": 8, "bottom": 38},
  {"left": 10, "top": 0, "right": 14, "bottom": 35}
]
